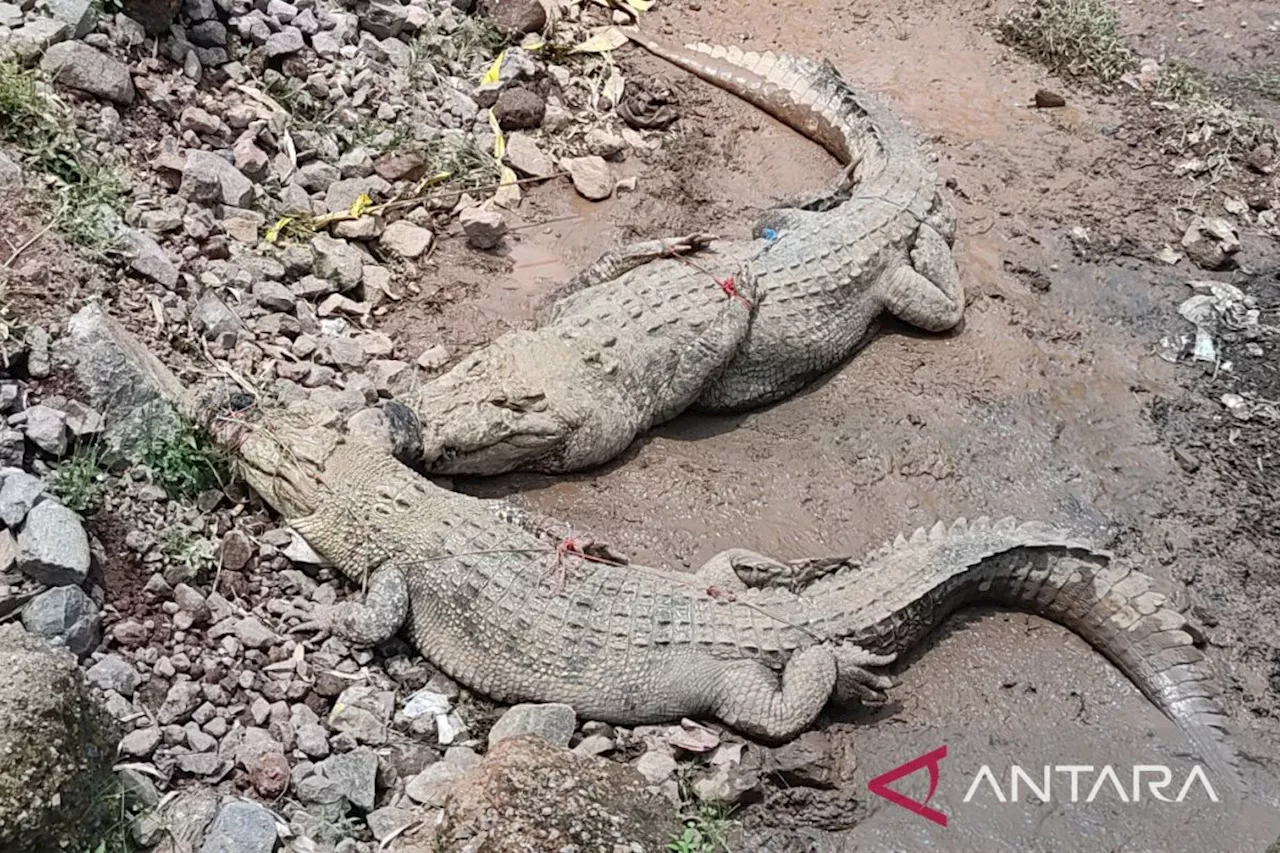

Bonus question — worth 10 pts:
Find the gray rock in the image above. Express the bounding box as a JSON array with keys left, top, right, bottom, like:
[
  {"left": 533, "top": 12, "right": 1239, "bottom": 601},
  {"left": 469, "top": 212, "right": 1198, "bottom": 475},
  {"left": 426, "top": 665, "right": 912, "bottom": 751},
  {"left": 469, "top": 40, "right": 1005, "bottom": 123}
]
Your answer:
[
  {"left": 378, "top": 221, "right": 433, "bottom": 259},
  {"left": 585, "top": 127, "right": 627, "bottom": 159},
  {"left": 0, "top": 151, "right": 21, "bottom": 187},
  {"left": 253, "top": 280, "right": 295, "bottom": 312},
  {"left": 323, "top": 175, "right": 391, "bottom": 215},
  {"left": 310, "top": 234, "right": 363, "bottom": 290},
  {"left": 366, "top": 806, "right": 414, "bottom": 842},
  {"left": 311, "top": 31, "right": 340, "bottom": 58},
  {"left": 564, "top": 156, "right": 613, "bottom": 200},
  {"left": 634, "top": 750, "right": 677, "bottom": 783},
  {"left": 478, "top": 0, "right": 546, "bottom": 36},
  {"left": 63, "top": 401, "right": 105, "bottom": 438},
  {"left": 157, "top": 680, "right": 203, "bottom": 725},
  {"left": 47, "top": 0, "right": 98, "bottom": 39},
  {"left": 296, "top": 723, "right": 330, "bottom": 758},
  {"left": 181, "top": 150, "right": 254, "bottom": 208},
  {"left": 0, "top": 624, "right": 118, "bottom": 852},
  {"left": 21, "top": 586, "right": 100, "bottom": 657},
  {"left": 7, "top": 19, "right": 70, "bottom": 65},
  {"left": 487, "top": 702, "right": 576, "bottom": 748},
  {"left": 459, "top": 207, "right": 507, "bottom": 250},
  {"left": 119, "top": 726, "right": 161, "bottom": 758},
  {"left": 404, "top": 761, "right": 464, "bottom": 807},
  {"left": 0, "top": 468, "right": 44, "bottom": 528},
  {"left": 327, "top": 685, "right": 393, "bottom": 744},
  {"left": 416, "top": 343, "right": 449, "bottom": 370},
  {"left": 233, "top": 617, "right": 275, "bottom": 649},
  {"left": 200, "top": 800, "right": 278, "bottom": 853},
  {"left": 194, "top": 292, "right": 242, "bottom": 340},
  {"left": 0, "top": 4, "right": 21, "bottom": 27},
  {"left": 39, "top": 42, "right": 134, "bottom": 106},
  {"left": 25, "top": 327, "right": 51, "bottom": 379},
  {"left": 296, "top": 160, "right": 341, "bottom": 193},
  {"left": 17, "top": 501, "right": 90, "bottom": 587},
  {"left": 62, "top": 304, "right": 186, "bottom": 454},
  {"left": 504, "top": 132, "right": 555, "bottom": 178},
  {"left": 23, "top": 404, "right": 68, "bottom": 456},
  {"left": 360, "top": 0, "right": 408, "bottom": 38},
  {"left": 123, "top": 228, "right": 180, "bottom": 288},
  {"left": 264, "top": 26, "right": 304, "bottom": 57},
  {"left": 320, "top": 746, "right": 377, "bottom": 810},
  {"left": 86, "top": 654, "right": 140, "bottom": 697}
]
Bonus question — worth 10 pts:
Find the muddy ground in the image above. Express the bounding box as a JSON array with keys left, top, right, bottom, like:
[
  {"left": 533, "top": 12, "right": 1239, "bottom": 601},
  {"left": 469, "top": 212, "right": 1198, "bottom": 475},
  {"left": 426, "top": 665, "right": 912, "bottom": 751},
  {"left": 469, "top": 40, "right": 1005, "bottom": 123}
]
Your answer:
[{"left": 395, "top": 0, "right": 1280, "bottom": 846}]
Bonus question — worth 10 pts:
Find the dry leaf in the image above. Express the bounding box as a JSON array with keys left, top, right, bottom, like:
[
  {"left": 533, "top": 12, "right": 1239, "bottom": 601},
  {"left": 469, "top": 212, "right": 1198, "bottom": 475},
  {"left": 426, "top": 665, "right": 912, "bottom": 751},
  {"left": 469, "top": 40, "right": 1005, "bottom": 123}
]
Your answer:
[{"left": 570, "top": 26, "right": 628, "bottom": 53}]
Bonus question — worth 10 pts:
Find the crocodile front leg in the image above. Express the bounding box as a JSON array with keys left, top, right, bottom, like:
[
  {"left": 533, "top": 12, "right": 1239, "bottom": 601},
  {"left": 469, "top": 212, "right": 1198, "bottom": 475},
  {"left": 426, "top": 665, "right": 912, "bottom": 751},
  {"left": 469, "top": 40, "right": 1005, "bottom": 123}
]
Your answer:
[
  {"left": 878, "top": 223, "right": 965, "bottom": 332},
  {"left": 548, "top": 232, "right": 718, "bottom": 308},
  {"left": 298, "top": 565, "right": 409, "bottom": 646}
]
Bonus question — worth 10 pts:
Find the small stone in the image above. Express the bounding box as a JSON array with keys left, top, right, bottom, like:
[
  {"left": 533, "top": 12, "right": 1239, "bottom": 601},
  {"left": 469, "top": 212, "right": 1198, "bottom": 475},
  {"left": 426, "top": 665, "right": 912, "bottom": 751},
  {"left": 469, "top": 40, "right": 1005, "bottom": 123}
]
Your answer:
[
  {"left": 181, "top": 150, "right": 254, "bottom": 207},
  {"left": 405, "top": 761, "right": 464, "bottom": 807},
  {"left": 493, "top": 86, "right": 546, "bottom": 131},
  {"left": 360, "top": 0, "right": 409, "bottom": 38},
  {"left": 1181, "top": 216, "right": 1240, "bottom": 271},
  {"left": 86, "top": 654, "right": 140, "bottom": 697},
  {"left": 328, "top": 686, "right": 394, "bottom": 744},
  {"left": 234, "top": 137, "right": 270, "bottom": 182},
  {"left": 324, "top": 175, "right": 391, "bottom": 215},
  {"left": 23, "top": 404, "right": 68, "bottom": 456},
  {"left": 416, "top": 344, "right": 449, "bottom": 371},
  {"left": 367, "top": 360, "right": 409, "bottom": 396},
  {"left": 488, "top": 702, "right": 576, "bottom": 748},
  {"left": 63, "top": 401, "right": 105, "bottom": 438},
  {"left": 47, "top": 0, "right": 98, "bottom": 38},
  {"left": 296, "top": 723, "right": 330, "bottom": 758},
  {"left": 200, "top": 800, "right": 278, "bottom": 853},
  {"left": 265, "top": 26, "right": 305, "bottom": 57},
  {"left": 366, "top": 806, "right": 415, "bottom": 842},
  {"left": 379, "top": 221, "right": 433, "bottom": 259},
  {"left": 17, "top": 500, "right": 91, "bottom": 587},
  {"left": 345, "top": 408, "right": 394, "bottom": 452},
  {"left": 21, "top": 585, "right": 100, "bottom": 657},
  {"left": 7, "top": 19, "right": 70, "bottom": 65},
  {"left": 123, "top": 229, "right": 180, "bottom": 288},
  {"left": 119, "top": 726, "right": 162, "bottom": 758},
  {"left": 0, "top": 469, "right": 43, "bottom": 528},
  {"left": 252, "top": 280, "right": 295, "bottom": 313},
  {"left": 503, "top": 133, "right": 555, "bottom": 178},
  {"left": 563, "top": 156, "right": 613, "bottom": 200},
  {"left": 158, "top": 680, "right": 203, "bottom": 725},
  {"left": 585, "top": 127, "right": 627, "bottom": 159},
  {"left": 321, "top": 746, "right": 378, "bottom": 810},
  {"left": 311, "top": 234, "right": 364, "bottom": 290},
  {"left": 634, "top": 750, "right": 677, "bottom": 783},
  {"left": 219, "top": 529, "right": 255, "bottom": 571},
  {"left": 373, "top": 152, "right": 426, "bottom": 183},
  {"left": 1033, "top": 89, "right": 1066, "bottom": 108},
  {"left": 459, "top": 207, "right": 507, "bottom": 250},
  {"left": 39, "top": 42, "right": 134, "bottom": 105},
  {"left": 479, "top": 0, "right": 546, "bottom": 36},
  {"left": 234, "top": 617, "right": 275, "bottom": 649}
]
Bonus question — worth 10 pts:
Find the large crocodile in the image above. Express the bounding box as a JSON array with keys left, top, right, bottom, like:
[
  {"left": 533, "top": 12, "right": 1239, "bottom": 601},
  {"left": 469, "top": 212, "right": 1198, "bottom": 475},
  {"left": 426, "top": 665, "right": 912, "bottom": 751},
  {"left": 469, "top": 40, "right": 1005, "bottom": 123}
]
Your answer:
[
  {"left": 385, "top": 33, "right": 964, "bottom": 475},
  {"left": 215, "top": 409, "right": 1237, "bottom": 786}
]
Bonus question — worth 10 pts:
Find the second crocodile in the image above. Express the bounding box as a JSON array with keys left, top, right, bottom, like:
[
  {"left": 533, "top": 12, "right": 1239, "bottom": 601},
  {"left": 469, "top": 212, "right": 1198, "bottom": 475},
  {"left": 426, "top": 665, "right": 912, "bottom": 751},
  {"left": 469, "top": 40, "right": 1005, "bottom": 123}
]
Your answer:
[{"left": 386, "top": 33, "right": 964, "bottom": 475}]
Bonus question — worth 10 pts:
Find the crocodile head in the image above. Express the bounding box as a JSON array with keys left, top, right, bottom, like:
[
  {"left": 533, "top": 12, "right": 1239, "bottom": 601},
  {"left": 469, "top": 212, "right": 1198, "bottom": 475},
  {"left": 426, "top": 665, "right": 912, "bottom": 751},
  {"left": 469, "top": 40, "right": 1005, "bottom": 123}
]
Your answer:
[
  {"left": 218, "top": 414, "right": 338, "bottom": 521},
  {"left": 391, "top": 357, "right": 585, "bottom": 476}
]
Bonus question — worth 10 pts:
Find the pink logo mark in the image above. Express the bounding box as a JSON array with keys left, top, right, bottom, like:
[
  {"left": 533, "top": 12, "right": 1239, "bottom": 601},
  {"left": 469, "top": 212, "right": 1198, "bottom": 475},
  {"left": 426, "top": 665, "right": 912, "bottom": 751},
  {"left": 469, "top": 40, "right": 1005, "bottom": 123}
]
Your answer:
[{"left": 867, "top": 745, "right": 949, "bottom": 827}]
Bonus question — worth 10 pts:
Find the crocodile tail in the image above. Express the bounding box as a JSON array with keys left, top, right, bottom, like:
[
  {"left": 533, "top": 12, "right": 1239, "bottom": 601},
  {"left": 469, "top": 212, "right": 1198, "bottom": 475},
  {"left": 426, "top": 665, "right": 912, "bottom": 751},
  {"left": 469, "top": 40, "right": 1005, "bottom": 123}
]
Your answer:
[
  {"left": 827, "top": 517, "right": 1239, "bottom": 788},
  {"left": 623, "top": 29, "right": 877, "bottom": 169}
]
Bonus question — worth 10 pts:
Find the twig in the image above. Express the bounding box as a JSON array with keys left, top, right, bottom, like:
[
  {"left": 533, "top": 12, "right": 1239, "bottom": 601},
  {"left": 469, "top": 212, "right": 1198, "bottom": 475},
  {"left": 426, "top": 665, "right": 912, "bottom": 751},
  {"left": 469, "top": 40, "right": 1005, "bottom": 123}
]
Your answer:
[{"left": 1, "top": 208, "right": 64, "bottom": 269}]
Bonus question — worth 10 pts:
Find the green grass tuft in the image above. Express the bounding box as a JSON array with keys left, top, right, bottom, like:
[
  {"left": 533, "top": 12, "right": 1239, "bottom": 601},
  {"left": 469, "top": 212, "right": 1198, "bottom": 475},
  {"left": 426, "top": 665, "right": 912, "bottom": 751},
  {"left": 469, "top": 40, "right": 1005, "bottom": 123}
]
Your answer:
[
  {"left": 667, "top": 804, "right": 734, "bottom": 853},
  {"left": 136, "top": 416, "right": 229, "bottom": 502},
  {"left": 50, "top": 442, "right": 108, "bottom": 515}
]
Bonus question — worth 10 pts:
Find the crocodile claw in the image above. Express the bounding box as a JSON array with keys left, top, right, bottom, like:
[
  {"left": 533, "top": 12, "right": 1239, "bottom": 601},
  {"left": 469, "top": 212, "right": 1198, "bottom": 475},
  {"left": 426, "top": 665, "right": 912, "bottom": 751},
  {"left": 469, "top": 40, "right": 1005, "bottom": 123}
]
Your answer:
[{"left": 833, "top": 645, "right": 897, "bottom": 704}]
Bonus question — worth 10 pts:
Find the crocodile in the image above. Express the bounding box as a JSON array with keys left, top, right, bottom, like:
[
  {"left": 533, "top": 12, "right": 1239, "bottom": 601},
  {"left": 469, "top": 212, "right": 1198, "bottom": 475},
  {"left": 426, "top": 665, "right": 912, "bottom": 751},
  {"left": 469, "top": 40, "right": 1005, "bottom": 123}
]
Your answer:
[
  {"left": 384, "top": 33, "right": 964, "bottom": 476},
  {"left": 216, "top": 410, "right": 1237, "bottom": 785},
  {"left": 395, "top": 237, "right": 760, "bottom": 474}
]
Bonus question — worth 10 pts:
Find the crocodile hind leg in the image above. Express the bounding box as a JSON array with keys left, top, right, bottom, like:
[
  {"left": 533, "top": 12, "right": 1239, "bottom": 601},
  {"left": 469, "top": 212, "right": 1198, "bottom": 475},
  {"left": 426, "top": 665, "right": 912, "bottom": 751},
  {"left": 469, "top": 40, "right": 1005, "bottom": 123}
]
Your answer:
[
  {"left": 708, "top": 646, "right": 838, "bottom": 742},
  {"left": 878, "top": 223, "right": 965, "bottom": 332}
]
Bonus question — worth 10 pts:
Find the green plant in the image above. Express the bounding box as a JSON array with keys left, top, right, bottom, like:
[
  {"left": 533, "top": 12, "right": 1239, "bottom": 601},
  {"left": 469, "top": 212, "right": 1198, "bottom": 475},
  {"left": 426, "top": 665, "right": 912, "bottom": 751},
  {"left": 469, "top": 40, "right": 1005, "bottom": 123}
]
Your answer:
[
  {"left": 667, "top": 804, "right": 735, "bottom": 853},
  {"left": 50, "top": 442, "right": 108, "bottom": 515},
  {"left": 136, "top": 416, "right": 229, "bottom": 502},
  {"left": 997, "top": 0, "right": 1137, "bottom": 85},
  {"left": 159, "top": 526, "right": 217, "bottom": 577},
  {"left": 0, "top": 61, "right": 125, "bottom": 254}
]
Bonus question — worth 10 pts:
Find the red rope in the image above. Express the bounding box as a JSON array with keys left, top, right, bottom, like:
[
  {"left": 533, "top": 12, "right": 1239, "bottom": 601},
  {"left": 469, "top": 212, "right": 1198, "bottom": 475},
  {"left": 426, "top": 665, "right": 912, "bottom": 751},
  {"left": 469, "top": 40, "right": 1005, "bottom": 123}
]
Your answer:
[{"left": 664, "top": 244, "right": 752, "bottom": 309}]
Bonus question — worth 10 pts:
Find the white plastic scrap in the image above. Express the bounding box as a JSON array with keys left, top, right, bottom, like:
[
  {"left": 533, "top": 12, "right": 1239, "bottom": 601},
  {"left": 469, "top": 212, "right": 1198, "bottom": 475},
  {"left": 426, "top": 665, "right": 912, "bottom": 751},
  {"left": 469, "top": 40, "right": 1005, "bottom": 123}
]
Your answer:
[
  {"left": 1175, "top": 280, "right": 1259, "bottom": 364},
  {"left": 401, "top": 688, "right": 463, "bottom": 744}
]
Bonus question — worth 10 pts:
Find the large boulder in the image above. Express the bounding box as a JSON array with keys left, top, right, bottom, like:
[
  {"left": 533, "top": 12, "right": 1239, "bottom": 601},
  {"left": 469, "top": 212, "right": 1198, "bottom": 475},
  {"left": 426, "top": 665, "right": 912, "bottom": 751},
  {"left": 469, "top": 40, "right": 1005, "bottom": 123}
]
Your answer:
[
  {"left": 0, "top": 623, "right": 118, "bottom": 852},
  {"left": 436, "top": 734, "right": 672, "bottom": 851}
]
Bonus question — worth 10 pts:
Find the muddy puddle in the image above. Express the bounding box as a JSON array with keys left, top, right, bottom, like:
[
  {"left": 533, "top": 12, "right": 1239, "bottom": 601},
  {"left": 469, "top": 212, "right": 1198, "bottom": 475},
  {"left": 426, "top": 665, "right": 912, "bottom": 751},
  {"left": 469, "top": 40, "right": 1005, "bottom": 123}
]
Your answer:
[{"left": 386, "top": 0, "right": 1280, "bottom": 844}]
